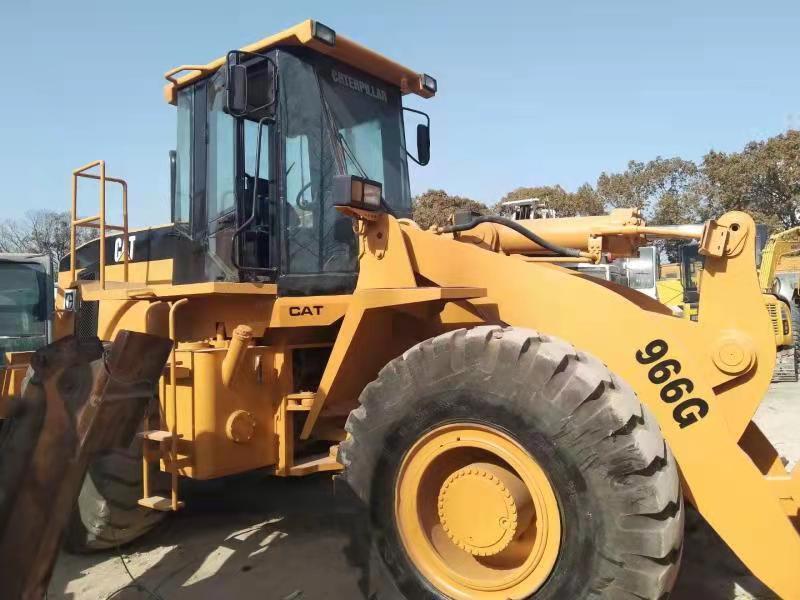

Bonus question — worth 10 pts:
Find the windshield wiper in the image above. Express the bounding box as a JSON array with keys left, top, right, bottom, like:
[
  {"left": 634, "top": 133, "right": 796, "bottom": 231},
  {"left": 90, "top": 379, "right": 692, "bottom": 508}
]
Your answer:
[
  {"left": 312, "top": 71, "right": 396, "bottom": 216},
  {"left": 313, "top": 71, "right": 347, "bottom": 175},
  {"left": 337, "top": 132, "right": 369, "bottom": 179},
  {"left": 313, "top": 71, "right": 372, "bottom": 180}
]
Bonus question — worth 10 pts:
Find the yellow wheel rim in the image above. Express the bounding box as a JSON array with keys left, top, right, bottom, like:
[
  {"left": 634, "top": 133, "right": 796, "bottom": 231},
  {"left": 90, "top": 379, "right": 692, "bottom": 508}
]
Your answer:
[{"left": 395, "top": 424, "right": 561, "bottom": 600}]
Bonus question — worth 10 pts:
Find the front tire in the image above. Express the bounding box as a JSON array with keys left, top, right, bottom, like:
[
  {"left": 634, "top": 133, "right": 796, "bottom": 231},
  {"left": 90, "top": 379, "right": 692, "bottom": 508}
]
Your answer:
[{"left": 341, "top": 326, "right": 683, "bottom": 599}]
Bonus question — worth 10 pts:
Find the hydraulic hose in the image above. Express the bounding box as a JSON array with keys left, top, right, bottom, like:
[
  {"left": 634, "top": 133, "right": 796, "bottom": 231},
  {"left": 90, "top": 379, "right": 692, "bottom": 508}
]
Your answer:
[{"left": 437, "top": 215, "right": 584, "bottom": 258}]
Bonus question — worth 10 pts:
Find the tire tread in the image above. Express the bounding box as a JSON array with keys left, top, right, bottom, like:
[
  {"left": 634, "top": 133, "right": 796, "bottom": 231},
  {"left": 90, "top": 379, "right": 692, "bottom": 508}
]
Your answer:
[{"left": 341, "top": 326, "right": 683, "bottom": 599}]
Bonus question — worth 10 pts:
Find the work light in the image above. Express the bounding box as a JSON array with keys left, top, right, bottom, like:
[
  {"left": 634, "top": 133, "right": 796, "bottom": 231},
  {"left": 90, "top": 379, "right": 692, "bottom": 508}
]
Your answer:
[
  {"left": 312, "top": 21, "right": 336, "bottom": 46},
  {"left": 333, "top": 174, "right": 383, "bottom": 211},
  {"left": 421, "top": 74, "right": 437, "bottom": 94}
]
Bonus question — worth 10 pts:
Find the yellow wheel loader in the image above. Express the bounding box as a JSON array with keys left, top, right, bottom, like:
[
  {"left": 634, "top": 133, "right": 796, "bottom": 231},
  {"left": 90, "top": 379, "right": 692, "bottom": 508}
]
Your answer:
[{"left": 1, "top": 20, "right": 799, "bottom": 600}]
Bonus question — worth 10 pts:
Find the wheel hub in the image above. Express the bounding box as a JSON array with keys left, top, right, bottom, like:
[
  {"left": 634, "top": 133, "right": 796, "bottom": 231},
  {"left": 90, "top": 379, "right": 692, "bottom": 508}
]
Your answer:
[
  {"left": 437, "top": 462, "right": 533, "bottom": 556},
  {"left": 395, "top": 424, "right": 561, "bottom": 599}
]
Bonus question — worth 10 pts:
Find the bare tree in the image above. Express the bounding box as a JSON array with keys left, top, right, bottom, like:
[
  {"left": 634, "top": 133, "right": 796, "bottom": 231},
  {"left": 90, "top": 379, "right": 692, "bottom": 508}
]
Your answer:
[{"left": 0, "top": 210, "right": 94, "bottom": 271}]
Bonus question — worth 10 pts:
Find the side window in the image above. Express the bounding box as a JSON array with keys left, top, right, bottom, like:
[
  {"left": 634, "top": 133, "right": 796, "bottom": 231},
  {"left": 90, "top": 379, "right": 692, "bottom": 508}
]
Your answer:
[
  {"left": 207, "top": 75, "right": 236, "bottom": 224},
  {"left": 285, "top": 135, "right": 313, "bottom": 230},
  {"left": 243, "top": 119, "right": 270, "bottom": 179},
  {"left": 173, "top": 90, "right": 192, "bottom": 224}
]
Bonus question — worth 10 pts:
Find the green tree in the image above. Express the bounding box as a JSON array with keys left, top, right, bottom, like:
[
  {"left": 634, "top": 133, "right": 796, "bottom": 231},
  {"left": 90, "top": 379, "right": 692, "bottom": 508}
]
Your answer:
[
  {"left": 702, "top": 129, "right": 800, "bottom": 230},
  {"left": 411, "top": 189, "right": 490, "bottom": 230},
  {"left": 595, "top": 157, "right": 705, "bottom": 262},
  {"left": 496, "top": 184, "right": 604, "bottom": 217},
  {"left": 569, "top": 183, "right": 606, "bottom": 216},
  {"left": 596, "top": 157, "right": 704, "bottom": 220},
  {"left": 499, "top": 185, "right": 568, "bottom": 206}
]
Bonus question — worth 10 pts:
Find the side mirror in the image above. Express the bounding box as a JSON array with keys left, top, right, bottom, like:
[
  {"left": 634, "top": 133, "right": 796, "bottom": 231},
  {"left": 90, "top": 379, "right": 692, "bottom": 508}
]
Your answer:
[
  {"left": 227, "top": 63, "right": 248, "bottom": 115},
  {"left": 416, "top": 124, "right": 430, "bottom": 166},
  {"left": 225, "top": 50, "right": 278, "bottom": 118},
  {"left": 403, "top": 107, "right": 431, "bottom": 166}
]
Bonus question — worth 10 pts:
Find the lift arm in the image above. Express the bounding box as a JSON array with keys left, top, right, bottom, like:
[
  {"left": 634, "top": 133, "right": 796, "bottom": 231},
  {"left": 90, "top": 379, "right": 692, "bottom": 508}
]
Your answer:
[{"left": 314, "top": 208, "right": 798, "bottom": 598}]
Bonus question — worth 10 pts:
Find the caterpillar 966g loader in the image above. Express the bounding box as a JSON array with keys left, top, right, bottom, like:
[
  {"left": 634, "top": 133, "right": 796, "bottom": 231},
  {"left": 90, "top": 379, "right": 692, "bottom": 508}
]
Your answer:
[{"left": 1, "top": 20, "right": 798, "bottom": 600}]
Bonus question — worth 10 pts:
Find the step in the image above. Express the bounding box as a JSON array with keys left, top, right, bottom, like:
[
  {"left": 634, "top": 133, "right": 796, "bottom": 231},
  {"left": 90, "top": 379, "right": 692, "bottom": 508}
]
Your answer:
[
  {"left": 288, "top": 453, "right": 343, "bottom": 477},
  {"left": 161, "top": 456, "right": 193, "bottom": 470},
  {"left": 285, "top": 391, "right": 315, "bottom": 411},
  {"left": 138, "top": 430, "right": 183, "bottom": 443},
  {"left": 162, "top": 364, "right": 192, "bottom": 379},
  {"left": 138, "top": 495, "right": 185, "bottom": 512}
]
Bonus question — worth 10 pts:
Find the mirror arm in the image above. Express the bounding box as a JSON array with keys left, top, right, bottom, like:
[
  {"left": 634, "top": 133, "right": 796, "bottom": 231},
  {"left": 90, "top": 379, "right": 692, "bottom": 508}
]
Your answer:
[
  {"left": 408, "top": 140, "right": 430, "bottom": 166},
  {"left": 169, "top": 150, "right": 177, "bottom": 222},
  {"left": 403, "top": 106, "right": 431, "bottom": 126}
]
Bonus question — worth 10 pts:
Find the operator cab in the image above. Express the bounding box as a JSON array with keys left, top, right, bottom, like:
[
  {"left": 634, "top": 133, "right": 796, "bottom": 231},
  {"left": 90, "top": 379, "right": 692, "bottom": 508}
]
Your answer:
[{"left": 167, "top": 21, "right": 434, "bottom": 295}]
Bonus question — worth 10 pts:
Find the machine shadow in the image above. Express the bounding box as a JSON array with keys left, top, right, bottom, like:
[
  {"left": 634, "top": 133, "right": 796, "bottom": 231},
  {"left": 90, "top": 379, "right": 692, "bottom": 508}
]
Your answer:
[
  {"left": 49, "top": 477, "right": 777, "bottom": 600},
  {"left": 671, "top": 507, "right": 778, "bottom": 600},
  {"left": 49, "top": 473, "right": 372, "bottom": 600}
]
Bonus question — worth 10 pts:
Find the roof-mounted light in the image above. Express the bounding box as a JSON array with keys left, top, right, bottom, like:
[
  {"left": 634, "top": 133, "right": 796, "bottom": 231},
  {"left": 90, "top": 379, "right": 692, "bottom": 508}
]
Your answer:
[
  {"left": 312, "top": 21, "right": 336, "bottom": 46},
  {"left": 421, "top": 73, "right": 437, "bottom": 94}
]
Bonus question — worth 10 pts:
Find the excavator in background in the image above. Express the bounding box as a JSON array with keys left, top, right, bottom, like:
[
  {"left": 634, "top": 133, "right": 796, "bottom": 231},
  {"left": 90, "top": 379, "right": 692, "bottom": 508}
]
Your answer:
[
  {"left": 1, "top": 20, "right": 799, "bottom": 600},
  {"left": 759, "top": 227, "right": 800, "bottom": 379},
  {"left": 659, "top": 240, "right": 797, "bottom": 381},
  {"left": 759, "top": 226, "right": 800, "bottom": 297},
  {"left": 651, "top": 228, "right": 798, "bottom": 382}
]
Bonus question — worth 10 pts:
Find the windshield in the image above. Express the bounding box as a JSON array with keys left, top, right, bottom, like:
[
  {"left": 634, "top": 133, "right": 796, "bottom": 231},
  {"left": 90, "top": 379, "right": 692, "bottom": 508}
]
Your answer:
[
  {"left": 680, "top": 244, "right": 703, "bottom": 297},
  {"left": 626, "top": 259, "right": 656, "bottom": 289},
  {"left": 278, "top": 49, "right": 410, "bottom": 275}
]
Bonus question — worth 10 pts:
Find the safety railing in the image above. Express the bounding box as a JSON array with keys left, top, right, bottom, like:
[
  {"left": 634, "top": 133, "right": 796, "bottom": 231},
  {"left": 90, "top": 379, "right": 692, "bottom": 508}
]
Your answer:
[
  {"left": 139, "top": 299, "right": 189, "bottom": 512},
  {"left": 70, "top": 160, "right": 130, "bottom": 289}
]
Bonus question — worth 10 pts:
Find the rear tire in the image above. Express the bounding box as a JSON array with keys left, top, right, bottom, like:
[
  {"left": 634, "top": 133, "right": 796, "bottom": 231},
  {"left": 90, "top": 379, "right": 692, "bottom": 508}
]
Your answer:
[
  {"left": 64, "top": 439, "right": 166, "bottom": 553},
  {"left": 341, "top": 326, "right": 684, "bottom": 599},
  {"left": 8, "top": 354, "right": 166, "bottom": 553}
]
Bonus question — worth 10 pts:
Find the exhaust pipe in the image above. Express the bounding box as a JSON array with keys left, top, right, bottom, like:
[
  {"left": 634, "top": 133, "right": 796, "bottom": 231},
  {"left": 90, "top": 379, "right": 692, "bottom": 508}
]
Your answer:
[{"left": 222, "top": 325, "right": 253, "bottom": 388}]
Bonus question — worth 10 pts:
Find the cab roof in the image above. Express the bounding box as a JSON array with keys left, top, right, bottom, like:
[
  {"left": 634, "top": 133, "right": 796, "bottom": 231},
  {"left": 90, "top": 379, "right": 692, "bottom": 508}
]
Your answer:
[{"left": 163, "top": 19, "right": 435, "bottom": 104}]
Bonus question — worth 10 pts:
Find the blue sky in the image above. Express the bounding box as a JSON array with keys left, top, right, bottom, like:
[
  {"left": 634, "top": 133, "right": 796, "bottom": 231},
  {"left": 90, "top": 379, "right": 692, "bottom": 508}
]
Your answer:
[{"left": 2, "top": 0, "right": 798, "bottom": 227}]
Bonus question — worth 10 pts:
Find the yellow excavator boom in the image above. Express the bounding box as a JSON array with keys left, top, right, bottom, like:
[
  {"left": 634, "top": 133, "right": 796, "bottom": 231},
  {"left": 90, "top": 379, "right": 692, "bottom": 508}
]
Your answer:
[{"left": 758, "top": 226, "right": 800, "bottom": 292}]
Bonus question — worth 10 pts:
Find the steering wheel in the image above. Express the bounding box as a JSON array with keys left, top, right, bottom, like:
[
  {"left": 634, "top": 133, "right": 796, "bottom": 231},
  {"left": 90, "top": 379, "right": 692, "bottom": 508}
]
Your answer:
[{"left": 295, "top": 182, "right": 314, "bottom": 211}]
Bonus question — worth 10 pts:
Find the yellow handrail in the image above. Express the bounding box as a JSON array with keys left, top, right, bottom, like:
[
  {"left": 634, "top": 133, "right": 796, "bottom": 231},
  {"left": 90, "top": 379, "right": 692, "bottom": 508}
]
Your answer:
[
  {"left": 167, "top": 298, "right": 188, "bottom": 511},
  {"left": 69, "top": 160, "right": 130, "bottom": 289},
  {"left": 164, "top": 64, "right": 214, "bottom": 85}
]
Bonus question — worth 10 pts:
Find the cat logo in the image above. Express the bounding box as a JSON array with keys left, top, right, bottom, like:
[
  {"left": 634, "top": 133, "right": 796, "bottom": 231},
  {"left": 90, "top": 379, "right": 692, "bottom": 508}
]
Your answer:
[
  {"left": 63, "top": 289, "right": 77, "bottom": 312},
  {"left": 289, "top": 305, "right": 323, "bottom": 317},
  {"left": 114, "top": 235, "right": 137, "bottom": 262}
]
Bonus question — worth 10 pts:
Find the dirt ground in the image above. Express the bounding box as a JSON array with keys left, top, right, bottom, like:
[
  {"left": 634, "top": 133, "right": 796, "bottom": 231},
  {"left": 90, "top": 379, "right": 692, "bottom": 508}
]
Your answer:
[{"left": 48, "top": 382, "right": 799, "bottom": 600}]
